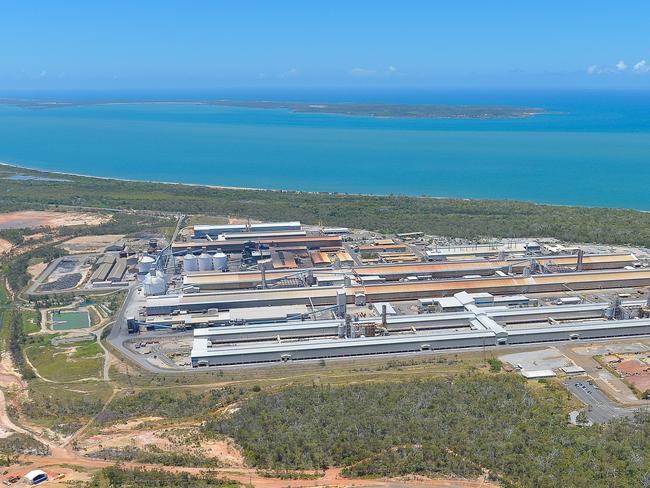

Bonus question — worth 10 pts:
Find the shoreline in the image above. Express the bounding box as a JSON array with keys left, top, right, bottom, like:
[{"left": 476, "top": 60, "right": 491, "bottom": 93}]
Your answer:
[{"left": 1, "top": 161, "right": 647, "bottom": 214}]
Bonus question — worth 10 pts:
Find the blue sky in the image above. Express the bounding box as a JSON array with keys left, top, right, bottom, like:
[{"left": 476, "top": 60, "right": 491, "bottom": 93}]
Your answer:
[{"left": 2, "top": 1, "right": 650, "bottom": 91}]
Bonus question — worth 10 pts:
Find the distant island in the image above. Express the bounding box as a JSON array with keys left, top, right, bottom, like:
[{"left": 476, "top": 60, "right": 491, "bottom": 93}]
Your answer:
[
  {"left": 208, "top": 100, "right": 547, "bottom": 119},
  {"left": 0, "top": 98, "right": 547, "bottom": 119}
]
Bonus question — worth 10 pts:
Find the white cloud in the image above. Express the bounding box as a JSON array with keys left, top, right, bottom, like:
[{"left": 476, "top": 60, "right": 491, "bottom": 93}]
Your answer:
[
  {"left": 616, "top": 60, "right": 627, "bottom": 71},
  {"left": 348, "top": 66, "right": 403, "bottom": 78},
  {"left": 278, "top": 67, "right": 301, "bottom": 78},
  {"left": 587, "top": 65, "right": 601, "bottom": 75},
  {"left": 349, "top": 67, "right": 376, "bottom": 77},
  {"left": 633, "top": 60, "right": 649, "bottom": 73}
]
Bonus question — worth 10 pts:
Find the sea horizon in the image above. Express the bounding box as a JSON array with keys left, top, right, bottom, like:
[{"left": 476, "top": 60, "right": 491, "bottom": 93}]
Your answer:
[{"left": 1, "top": 88, "right": 649, "bottom": 210}]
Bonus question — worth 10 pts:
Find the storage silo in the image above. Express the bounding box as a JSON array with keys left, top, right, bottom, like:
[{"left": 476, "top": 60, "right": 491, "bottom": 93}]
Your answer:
[
  {"left": 183, "top": 253, "right": 199, "bottom": 272},
  {"left": 138, "top": 255, "right": 155, "bottom": 274},
  {"left": 212, "top": 252, "right": 228, "bottom": 271},
  {"left": 198, "top": 252, "right": 213, "bottom": 271},
  {"left": 143, "top": 273, "right": 167, "bottom": 296}
]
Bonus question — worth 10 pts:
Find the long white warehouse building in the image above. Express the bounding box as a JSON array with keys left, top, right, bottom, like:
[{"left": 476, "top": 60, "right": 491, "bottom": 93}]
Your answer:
[{"left": 191, "top": 315, "right": 650, "bottom": 366}]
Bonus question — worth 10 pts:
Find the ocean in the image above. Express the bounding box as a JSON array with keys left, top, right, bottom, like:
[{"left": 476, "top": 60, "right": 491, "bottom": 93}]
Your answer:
[{"left": 0, "top": 89, "right": 649, "bottom": 210}]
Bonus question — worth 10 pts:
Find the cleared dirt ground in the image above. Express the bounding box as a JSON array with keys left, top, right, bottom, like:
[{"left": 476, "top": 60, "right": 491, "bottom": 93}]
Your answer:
[
  {"left": 60, "top": 234, "right": 125, "bottom": 253},
  {"left": 27, "top": 261, "right": 48, "bottom": 280},
  {"left": 0, "top": 238, "right": 12, "bottom": 255},
  {"left": 0, "top": 211, "right": 110, "bottom": 230}
]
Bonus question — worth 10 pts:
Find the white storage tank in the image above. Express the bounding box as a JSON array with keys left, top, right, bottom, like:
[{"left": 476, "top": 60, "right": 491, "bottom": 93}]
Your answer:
[
  {"left": 143, "top": 273, "right": 166, "bottom": 296},
  {"left": 138, "top": 255, "right": 155, "bottom": 274},
  {"left": 183, "top": 253, "right": 199, "bottom": 272},
  {"left": 198, "top": 252, "right": 213, "bottom": 271},
  {"left": 212, "top": 252, "right": 228, "bottom": 271}
]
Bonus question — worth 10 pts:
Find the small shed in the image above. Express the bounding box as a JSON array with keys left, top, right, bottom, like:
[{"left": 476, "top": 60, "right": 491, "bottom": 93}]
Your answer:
[{"left": 24, "top": 469, "right": 48, "bottom": 485}]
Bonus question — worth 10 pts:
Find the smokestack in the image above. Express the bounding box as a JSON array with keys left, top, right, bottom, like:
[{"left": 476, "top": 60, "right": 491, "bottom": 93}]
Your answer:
[
  {"left": 523, "top": 267, "right": 531, "bottom": 278},
  {"left": 336, "top": 288, "right": 347, "bottom": 318},
  {"left": 381, "top": 304, "right": 387, "bottom": 326},
  {"left": 576, "top": 249, "right": 584, "bottom": 272},
  {"left": 261, "top": 263, "right": 267, "bottom": 289}
]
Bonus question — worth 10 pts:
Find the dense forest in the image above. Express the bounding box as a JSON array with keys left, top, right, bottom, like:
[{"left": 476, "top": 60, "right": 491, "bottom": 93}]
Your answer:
[
  {"left": 213, "top": 375, "right": 650, "bottom": 488},
  {"left": 2, "top": 164, "right": 650, "bottom": 246}
]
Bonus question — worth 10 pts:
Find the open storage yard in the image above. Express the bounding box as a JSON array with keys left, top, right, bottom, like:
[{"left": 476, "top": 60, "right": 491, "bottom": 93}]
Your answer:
[{"left": 60, "top": 234, "right": 125, "bottom": 253}]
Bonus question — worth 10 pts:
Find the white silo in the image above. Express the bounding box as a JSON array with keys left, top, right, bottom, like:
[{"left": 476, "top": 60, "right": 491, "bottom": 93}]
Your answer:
[
  {"left": 142, "top": 274, "right": 154, "bottom": 295},
  {"left": 198, "top": 252, "right": 213, "bottom": 271},
  {"left": 138, "top": 255, "right": 155, "bottom": 274},
  {"left": 183, "top": 254, "right": 199, "bottom": 272},
  {"left": 212, "top": 252, "right": 228, "bottom": 271},
  {"left": 143, "top": 273, "right": 166, "bottom": 296}
]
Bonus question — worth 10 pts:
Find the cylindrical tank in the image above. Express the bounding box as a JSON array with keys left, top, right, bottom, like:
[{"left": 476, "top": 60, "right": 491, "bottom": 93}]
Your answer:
[
  {"left": 143, "top": 274, "right": 166, "bottom": 296},
  {"left": 212, "top": 252, "right": 228, "bottom": 271},
  {"left": 183, "top": 254, "right": 199, "bottom": 272},
  {"left": 198, "top": 252, "right": 213, "bottom": 271},
  {"left": 138, "top": 255, "right": 155, "bottom": 274}
]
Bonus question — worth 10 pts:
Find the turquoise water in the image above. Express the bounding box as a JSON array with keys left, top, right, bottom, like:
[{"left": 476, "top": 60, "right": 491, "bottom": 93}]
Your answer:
[
  {"left": 51, "top": 311, "right": 90, "bottom": 330},
  {"left": 0, "top": 90, "right": 649, "bottom": 209}
]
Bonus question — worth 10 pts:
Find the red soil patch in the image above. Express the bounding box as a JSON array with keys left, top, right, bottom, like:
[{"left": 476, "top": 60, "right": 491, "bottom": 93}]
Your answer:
[
  {"left": 615, "top": 359, "right": 650, "bottom": 376},
  {"left": 626, "top": 375, "right": 650, "bottom": 394}
]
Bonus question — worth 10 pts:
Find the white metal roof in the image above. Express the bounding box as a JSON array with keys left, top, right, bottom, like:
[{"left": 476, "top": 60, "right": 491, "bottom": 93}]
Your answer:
[
  {"left": 194, "top": 319, "right": 343, "bottom": 338},
  {"left": 192, "top": 329, "right": 495, "bottom": 357},
  {"left": 25, "top": 470, "right": 47, "bottom": 481},
  {"left": 521, "top": 369, "right": 556, "bottom": 379}
]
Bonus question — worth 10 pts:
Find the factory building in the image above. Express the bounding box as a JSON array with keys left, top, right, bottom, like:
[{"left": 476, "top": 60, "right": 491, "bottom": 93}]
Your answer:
[
  {"left": 90, "top": 256, "right": 127, "bottom": 283},
  {"left": 172, "top": 235, "right": 341, "bottom": 254},
  {"left": 193, "top": 221, "right": 302, "bottom": 238},
  {"left": 107, "top": 259, "right": 127, "bottom": 282},
  {"left": 190, "top": 316, "right": 650, "bottom": 366},
  {"left": 149, "top": 269, "right": 650, "bottom": 315},
  {"left": 426, "top": 242, "right": 535, "bottom": 260},
  {"left": 191, "top": 329, "right": 498, "bottom": 366},
  {"left": 182, "top": 253, "right": 638, "bottom": 291}
]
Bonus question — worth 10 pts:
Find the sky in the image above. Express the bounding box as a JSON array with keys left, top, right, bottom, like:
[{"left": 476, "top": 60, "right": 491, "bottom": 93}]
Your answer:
[{"left": 2, "top": 1, "right": 650, "bottom": 92}]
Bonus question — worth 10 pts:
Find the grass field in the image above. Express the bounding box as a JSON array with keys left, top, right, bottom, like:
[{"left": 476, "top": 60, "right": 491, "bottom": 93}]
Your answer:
[
  {"left": 0, "top": 309, "right": 10, "bottom": 353},
  {"left": 0, "top": 278, "right": 8, "bottom": 307},
  {"left": 109, "top": 348, "right": 491, "bottom": 389},
  {"left": 20, "top": 309, "right": 40, "bottom": 334},
  {"left": 25, "top": 336, "right": 103, "bottom": 381}
]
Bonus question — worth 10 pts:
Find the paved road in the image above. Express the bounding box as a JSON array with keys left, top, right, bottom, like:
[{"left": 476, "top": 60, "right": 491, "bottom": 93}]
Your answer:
[
  {"left": 564, "top": 379, "right": 649, "bottom": 423},
  {"left": 107, "top": 284, "right": 178, "bottom": 373}
]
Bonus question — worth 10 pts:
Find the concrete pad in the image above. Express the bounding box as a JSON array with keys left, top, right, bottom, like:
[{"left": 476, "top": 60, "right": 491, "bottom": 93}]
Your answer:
[{"left": 500, "top": 347, "right": 571, "bottom": 371}]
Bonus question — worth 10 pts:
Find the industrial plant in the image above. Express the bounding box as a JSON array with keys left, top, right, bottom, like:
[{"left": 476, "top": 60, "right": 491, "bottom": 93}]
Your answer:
[{"left": 109, "top": 219, "right": 650, "bottom": 370}]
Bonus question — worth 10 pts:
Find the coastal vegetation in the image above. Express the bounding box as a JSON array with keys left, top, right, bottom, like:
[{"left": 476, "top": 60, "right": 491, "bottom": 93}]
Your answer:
[
  {"left": 95, "top": 387, "right": 244, "bottom": 425},
  {"left": 213, "top": 375, "right": 650, "bottom": 488},
  {"left": 2, "top": 245, "right": 65, "bottom": 292},
  {"left": 85, "top": 466, "right": 239, "bottom": 488},
  {"left": 2, "top": 164, "right": 650, "bottom": 247}
]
